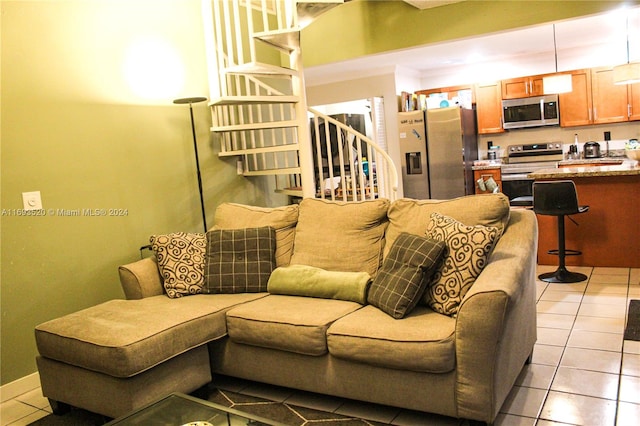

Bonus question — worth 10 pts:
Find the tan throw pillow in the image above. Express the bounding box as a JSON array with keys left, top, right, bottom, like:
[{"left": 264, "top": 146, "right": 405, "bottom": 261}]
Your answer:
[
  {"left": 149, "top": 232, "right": 206, "bottom": 298},
  {"left": 385, "top": 194, "right": 509, "bottom": 258},
  {"left": 424, "top": 212, "right": 500, "bottom": 316},
  {"left": 204, "top": 227, "right": 276, "bottom": 293},
  {"left": 289, "top": 198, "right": 390, "bottom": 276},
  {"left": 368, "top": 233, "right": 446, "bottom": 319},
  {"left": 213, "top": 203, "right": 298, "bottom": 267}
]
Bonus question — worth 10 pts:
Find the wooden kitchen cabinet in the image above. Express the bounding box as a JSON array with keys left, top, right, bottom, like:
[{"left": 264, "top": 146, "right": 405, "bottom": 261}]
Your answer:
[
  {"left": 559, "top": 69, "right": 593, "bottom": 127},
  {"left": 629, "top": 83, "right": 640, "bottom": 121},
  {"left": 591, "top": 67, "right": 629, "bottom": 124},
  {"left": 474, "top": 82, "right": 504, "bottom": 134},
  {"left": 473, "top": 168, "right": 502, "bottom": 194},
  {"left": 415, "top": 84, "right": 473, "bottom": 102},
  {"left": 501, "top": 75, "right": 545, "bottom": 99}
]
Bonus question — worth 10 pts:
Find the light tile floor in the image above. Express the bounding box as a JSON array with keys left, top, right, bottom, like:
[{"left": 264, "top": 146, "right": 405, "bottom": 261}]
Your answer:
[{"left": 2, "top": 265, "right": 639, "bottom": 426}]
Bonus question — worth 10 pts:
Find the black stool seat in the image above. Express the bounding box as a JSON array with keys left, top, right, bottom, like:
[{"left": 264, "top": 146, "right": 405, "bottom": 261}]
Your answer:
[
  {"left": 533, "top": 180, "right": 589, "bottom": 283},
  {"left": 510, "top": 195, "right": 533, "bottom": 207}
]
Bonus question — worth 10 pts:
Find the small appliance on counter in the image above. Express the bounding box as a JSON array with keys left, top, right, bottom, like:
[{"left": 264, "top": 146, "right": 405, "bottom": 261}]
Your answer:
[
  {"left": 584, "top": 141, "right": 601, "bottom": 158},
  {"left": 567, "top": 144, "right": 579, "bottom": 160}
]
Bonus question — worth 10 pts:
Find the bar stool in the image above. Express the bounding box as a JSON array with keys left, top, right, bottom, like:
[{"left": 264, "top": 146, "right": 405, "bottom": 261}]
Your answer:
[{"left": 533, "top": 180, "right": 589, "bottom": 283}]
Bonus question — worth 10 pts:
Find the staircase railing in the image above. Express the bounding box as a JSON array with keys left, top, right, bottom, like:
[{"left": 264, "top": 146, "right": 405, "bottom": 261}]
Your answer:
[
  {"left": 307, "top": 108, "right": 397, "bottom": 202},
  {"left": 203, "top": 0, "right": 398, "bottom": 202}
]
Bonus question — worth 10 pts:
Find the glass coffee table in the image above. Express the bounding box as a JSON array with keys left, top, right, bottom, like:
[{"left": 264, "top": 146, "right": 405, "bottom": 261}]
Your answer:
[{"left": 105, "top": 392, "right": 287, "bottom": 426}]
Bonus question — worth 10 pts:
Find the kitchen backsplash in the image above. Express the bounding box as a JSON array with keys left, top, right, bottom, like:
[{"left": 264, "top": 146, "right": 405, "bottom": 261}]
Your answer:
[{"left": 477, "top": 121, "right": 640, "bottom": 160}]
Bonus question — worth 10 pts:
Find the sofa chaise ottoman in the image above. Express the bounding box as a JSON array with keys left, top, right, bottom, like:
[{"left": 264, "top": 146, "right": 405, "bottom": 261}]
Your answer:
[{"left": 35, "top": 194, "right": 538, "bottom": 424}]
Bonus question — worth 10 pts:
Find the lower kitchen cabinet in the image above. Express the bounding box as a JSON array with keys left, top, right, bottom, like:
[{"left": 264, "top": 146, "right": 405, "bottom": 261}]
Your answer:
[{"left": 473, "top": 168, "right": 502, "bottom": 194}]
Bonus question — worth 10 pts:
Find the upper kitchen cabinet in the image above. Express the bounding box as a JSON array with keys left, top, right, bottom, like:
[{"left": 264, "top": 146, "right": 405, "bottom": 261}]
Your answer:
[
  {"left": 559, "top": 67, "right": 639, "bottom": 127},
  {"left": 475, "top": 82, "right": 504, "bottom": 134},
  {"left": 559, "top": 70, "right": 593, "bottom": 127},
  {"left": 501, "top": 75, "right": 545, "bottom": 99},
  {"left": 416, "top": 85, "right": 473, "bottom": 102},
  {"left": 591, "top": 67, "right": 630, "bottom": 124},
  {"left": 415, "top": 85, "right": 473, "bottom": 110},
  {"left": 627, "top": 83, "right": 640, "bottom": 121}
]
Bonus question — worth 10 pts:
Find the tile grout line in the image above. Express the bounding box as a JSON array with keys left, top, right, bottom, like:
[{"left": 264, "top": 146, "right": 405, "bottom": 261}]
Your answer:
[
  {"left": 534, "top": 267, "right": 594, "bottom": 423},
  {"left": 613, "top": 268, "right": 633, "bottom": 423}
]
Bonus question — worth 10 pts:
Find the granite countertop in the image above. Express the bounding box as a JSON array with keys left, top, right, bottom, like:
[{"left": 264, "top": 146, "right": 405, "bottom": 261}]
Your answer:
[
  {"left": 472, "top": 164, "right": 502, "bottom": 171},
  {"left": 528, "top": 162, "right": 640, "bottom": 179},
  {"left": 558, "top": 158, "right": 625, "bottom": 166}
]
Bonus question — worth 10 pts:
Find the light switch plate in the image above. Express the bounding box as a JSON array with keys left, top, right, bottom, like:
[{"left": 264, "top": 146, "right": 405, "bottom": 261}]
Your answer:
[{"left": 22, "top": 191, "right": 43, "bottom": 210}]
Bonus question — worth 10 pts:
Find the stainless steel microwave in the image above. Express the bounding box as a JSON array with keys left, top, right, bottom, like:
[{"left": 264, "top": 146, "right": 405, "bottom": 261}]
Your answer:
[{"left": 502, "top": 94, "right": 559, "bottom": 129}]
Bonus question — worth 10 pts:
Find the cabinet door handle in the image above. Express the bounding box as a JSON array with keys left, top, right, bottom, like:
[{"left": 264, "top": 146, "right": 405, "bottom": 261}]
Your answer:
[
  {"left": 593, "top": 107, "right": 597, "bottom": 120},
  {"left": 629, "top": 104, "right": 632, "bottom": 118}
]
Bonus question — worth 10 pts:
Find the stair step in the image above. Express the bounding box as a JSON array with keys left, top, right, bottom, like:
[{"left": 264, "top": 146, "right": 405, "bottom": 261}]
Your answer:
[
  {"left": 210, "top": 95, "right": 299, "bottom": 106},
  {"left": 254, "top": 29, "right": 300, "bottom": 52},
  {"left": 218, "top": 143, "right": 300, "bottom": 157},
  {"left": 297, "top": 0, "right": 345, "bottom": 28},
  {"left": 224, "top": 62, "right": 298, "bottom": 77},
  {"left": 243, "top": 167, "right": 301, "bottom": 176},
  {"left": 211, "top": 120, "right": 298, "bottom": 132}
]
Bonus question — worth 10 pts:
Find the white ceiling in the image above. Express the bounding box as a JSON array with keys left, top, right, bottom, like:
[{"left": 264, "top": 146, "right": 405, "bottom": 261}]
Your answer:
[{"left": 305, "top": 5, "right": 640, "bottom": 89}]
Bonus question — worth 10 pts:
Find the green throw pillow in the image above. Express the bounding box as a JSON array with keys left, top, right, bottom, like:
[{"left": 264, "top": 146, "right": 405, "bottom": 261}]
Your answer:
[
  {"left": 150, "top": 232, "right": 206, "bottom": 298},
  {"left": 424, "top": 212, "right": 499, "bottom": 316},
  {"left": 204, "top": 227, "right": 276, "bottom": 293},
  {"left": 368, "top": 232, "right": 446, "bottom": 319}
]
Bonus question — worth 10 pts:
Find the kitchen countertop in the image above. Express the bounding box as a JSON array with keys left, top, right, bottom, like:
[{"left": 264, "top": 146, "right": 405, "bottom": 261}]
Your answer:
[
  {"left": 472, "top": 164, "right": 502, "bottom": 171},
  {"left": 528, "top": 161, "right": 640, "bottom": 179},
  {"left": 558, "top": 158, "right": 625, "bottom": 166}
]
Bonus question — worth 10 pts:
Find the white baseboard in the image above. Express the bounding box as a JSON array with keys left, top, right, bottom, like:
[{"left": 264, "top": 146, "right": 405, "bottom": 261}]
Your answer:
[{"left": 0, "top": 372, "right": 41, "bottom": 403}]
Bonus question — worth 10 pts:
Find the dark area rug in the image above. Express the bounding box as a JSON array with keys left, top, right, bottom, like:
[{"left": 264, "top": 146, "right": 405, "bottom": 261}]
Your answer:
[
  {"left": 624, "top": 299, "right": 640, "bottom": 341},
  {"left": 27, "top": 384, "right": 389, "bottom": 426}
]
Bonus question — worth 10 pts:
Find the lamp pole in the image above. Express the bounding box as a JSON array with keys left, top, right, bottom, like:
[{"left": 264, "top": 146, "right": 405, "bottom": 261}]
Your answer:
[{"left": 173, "top": 96, "right": 208, "bottom": 233}]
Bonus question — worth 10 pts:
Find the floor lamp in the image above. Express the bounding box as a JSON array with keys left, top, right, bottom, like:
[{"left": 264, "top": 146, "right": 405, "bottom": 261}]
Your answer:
[{"left": 173, "top": 96, "right": 208, "bottom": 233}]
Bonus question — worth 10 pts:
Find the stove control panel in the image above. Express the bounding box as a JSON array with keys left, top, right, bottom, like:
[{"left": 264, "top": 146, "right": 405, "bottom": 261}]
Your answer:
[
  {"left": 506, "top": 143, "right": 564, "bottom": 163},
  {"left": 508, "top": 143, "right": 562, "bottom": 155}
]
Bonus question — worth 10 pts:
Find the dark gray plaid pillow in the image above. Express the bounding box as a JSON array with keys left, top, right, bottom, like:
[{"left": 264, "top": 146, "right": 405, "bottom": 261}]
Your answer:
[
  {"left": 367, "top": 232, "right": 446, "bottom": 319},
  {"left": 204, "top": 227, "right": 276, "bottom": 293}
]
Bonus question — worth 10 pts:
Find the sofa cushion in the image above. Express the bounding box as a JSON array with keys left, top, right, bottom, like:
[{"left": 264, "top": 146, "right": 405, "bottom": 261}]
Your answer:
[
  {"left": 367, "top": 233, "right": 445, "bottom": 319},
  {"left": 424, "top": 212, "right": 500, "bottom": 316},
  {"left": 327, "top": 305, "right": 456, "bottom": 373},
  {"left": 204, "top": 227, "right": 276, "bottom": 293},
  {"left": 290, "top": 198, "right": 389, "bottom": 276},
  {"left": 226, "top": 295, "right": 362, "bottom": 356},
  {"left": 385, "top": 194, "right": 510, "bottom": 258},
  {"left": 150, "top": 232, "right": 206, "bottom": 298},
  {"left": 34, "top": 293, "right": 266, "bottom": 378},
  {"left": 267, "top": 265, "right": 371, "bottom": 304},
  {"left": 213, "top": 203, "right": 299, "bottom": 267}
]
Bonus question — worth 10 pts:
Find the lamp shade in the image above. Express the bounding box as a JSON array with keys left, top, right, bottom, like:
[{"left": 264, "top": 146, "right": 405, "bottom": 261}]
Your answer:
[
  {"left": 543, "top": 74, "right": 573, "bottom": 95},
  {"left": 613, "top": 63, "right": 640, "bottom": 85}
]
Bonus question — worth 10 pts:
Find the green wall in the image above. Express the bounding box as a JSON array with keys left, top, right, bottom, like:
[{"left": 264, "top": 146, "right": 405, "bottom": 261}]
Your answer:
[
  {"left": 0, "top": 0, "right": 267, "bottom": 385},
  {"left": 302, "top": 0, "right": 639, "bottom": 67}
]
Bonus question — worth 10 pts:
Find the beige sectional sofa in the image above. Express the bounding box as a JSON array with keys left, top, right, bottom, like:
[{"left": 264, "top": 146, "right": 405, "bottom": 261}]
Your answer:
[{"left": 35, "top": 194, "right": 538, "bottom": 424}]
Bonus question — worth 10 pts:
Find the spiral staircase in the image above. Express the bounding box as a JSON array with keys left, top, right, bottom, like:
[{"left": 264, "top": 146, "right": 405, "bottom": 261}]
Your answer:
[{"left": 202, "top": 0, "right": 398, "bottom": 202}]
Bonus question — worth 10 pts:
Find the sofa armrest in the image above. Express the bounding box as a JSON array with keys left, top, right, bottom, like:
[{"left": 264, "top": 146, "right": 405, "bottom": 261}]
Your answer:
[
  {"left": 118, "top": 257, "right": 164, "bottom": 300},
  {"left": 454, "top": 209, "right": 538, "bottom": 423}
]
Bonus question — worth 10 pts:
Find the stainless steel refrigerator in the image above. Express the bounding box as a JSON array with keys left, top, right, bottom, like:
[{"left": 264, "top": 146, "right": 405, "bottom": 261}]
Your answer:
[{"left": 398, "top": 107, "right": 477, "bottom": 199}]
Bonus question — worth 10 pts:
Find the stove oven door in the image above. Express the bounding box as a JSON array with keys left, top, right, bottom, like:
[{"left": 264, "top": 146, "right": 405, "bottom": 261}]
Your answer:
[{"left": 501, "top": 173, "right": 534, "bottom": 206}]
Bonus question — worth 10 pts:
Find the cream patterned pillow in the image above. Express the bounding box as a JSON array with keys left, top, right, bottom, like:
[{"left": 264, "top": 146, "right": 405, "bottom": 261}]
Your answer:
[
  {"left": 424, "top": 212, "right": 499, "bottom": 316},
  {"left": 150, "top": 232, "right": 206, "bottom": 298}
]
